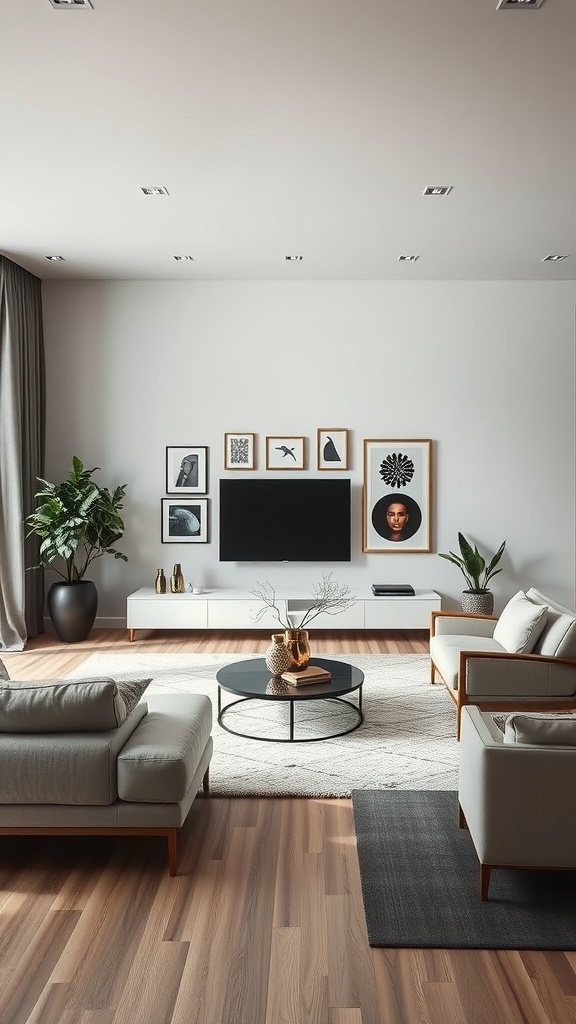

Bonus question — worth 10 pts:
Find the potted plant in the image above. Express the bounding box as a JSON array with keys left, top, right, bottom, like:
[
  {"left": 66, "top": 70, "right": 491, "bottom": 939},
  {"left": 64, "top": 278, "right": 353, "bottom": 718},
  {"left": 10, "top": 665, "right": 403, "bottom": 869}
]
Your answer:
[
  {"left": 439, "top": 532, "right": 506, "bottom": 614},
  {"left": 251, "top": 574, "right": 355, "bottom": 671},
  {"left": 26, "top": 456, "right": 128, "bottom": 642}
]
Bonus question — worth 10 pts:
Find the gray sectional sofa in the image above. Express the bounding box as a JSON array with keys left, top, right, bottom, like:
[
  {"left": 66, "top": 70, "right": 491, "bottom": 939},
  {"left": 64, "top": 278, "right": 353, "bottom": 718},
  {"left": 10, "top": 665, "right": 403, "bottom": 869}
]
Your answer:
[{"left": 0, "top": 672, "right": 213, "bottom": 874}]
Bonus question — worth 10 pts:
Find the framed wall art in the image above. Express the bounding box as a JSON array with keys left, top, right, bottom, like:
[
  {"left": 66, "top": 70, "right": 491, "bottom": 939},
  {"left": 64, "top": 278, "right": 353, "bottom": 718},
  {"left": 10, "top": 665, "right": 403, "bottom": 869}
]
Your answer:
[
  {"left": 224, "top": 432, "right": 256, "bottom": 470},
  {"left": 362, "top": 439, "right": 432, "bottom": 553},
  {"left": 161, "top": 498, "right": 208, "bottom": 543},
  {"left": 266, "top": 436, "right": 306, "bottom": 470},
  {"left": 317, "top": 428, "right": 348, "bottom": 470},
  {"left": 165, "top": 446, "right": 208, "bottom": 494}
]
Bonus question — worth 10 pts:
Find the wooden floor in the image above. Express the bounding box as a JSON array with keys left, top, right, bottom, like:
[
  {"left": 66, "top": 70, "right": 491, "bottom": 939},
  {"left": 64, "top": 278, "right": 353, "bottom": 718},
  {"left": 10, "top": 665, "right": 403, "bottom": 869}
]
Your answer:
[{"left": 2, "top": 629, "right": 575, "bottom": 1024}]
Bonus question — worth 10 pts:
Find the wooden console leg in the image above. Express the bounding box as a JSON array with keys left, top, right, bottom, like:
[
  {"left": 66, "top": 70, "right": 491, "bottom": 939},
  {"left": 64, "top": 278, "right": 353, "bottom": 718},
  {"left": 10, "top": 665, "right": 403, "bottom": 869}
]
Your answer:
[
  {"left": 128, "top": 628, "right": 135, "bottom": 642},
  {"left": 167, "top": 829, "right": 178, "bottom": 876}
]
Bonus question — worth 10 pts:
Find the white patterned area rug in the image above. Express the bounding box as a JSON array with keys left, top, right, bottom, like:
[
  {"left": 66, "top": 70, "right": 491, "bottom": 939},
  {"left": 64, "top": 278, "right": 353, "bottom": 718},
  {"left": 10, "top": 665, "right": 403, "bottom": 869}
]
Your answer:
[{"left": 70, "top": 652, "right": 458, "bottom": 798}]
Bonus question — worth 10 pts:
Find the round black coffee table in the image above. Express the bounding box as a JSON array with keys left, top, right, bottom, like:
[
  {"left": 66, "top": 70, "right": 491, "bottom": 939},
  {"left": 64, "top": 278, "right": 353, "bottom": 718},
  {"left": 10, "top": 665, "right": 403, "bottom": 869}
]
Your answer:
[{"left": 216, "top": 657, "right": 364, "bottom": 742}]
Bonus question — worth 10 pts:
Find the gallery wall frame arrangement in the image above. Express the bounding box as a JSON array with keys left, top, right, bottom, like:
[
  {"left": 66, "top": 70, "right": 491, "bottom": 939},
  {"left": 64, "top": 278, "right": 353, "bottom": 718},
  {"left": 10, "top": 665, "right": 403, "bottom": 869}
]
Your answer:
[
  {"left": 266, "top": 436, "right": 306, "bottom": 470},
  {"left": 362, "top": 438, "right": 432, "bottom": 553},
  {"left": 165, "top": 446, "right": 208, "bottom": 494},
  {"left": 161, "top": 498, "right": 209, "bottom": 543},
  {"left": 317, "top": 428, "right": 349, "bottom": 470},
  {"left": 224, "top": 433, "right": 256, "bottom": 470}
]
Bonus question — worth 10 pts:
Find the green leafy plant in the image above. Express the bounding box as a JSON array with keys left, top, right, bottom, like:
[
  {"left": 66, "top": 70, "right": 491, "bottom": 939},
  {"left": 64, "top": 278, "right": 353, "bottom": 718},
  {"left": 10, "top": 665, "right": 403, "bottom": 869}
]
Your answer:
[
  {"left": 251, "top": 573, "right": 356, "bottom": 630},
  {"left": 439, "top": 533, "right": 506, "bottom": 593},
  {"left": 25, "top": 456, "right": 127, "bottom": 583}
]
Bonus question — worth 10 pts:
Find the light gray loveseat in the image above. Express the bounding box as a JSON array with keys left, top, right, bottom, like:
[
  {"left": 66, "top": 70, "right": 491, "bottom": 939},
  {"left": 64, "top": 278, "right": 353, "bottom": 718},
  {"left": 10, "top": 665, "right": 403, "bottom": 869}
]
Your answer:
[
  {"left": 0, "top": 671, "right": 213, "bottom": 875},
  {"left": 430, "top": 587, "right": 576, "bottom": 738}
]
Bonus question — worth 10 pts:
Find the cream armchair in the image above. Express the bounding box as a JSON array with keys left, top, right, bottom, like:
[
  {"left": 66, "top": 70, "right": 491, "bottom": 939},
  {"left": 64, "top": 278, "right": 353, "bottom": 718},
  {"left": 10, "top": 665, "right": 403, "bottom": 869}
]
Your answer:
[
  {"left": 458, "top": 705, "right": 576, "bottom": 899},
  {"left": 430, "top": 588, "right": 576, "bottom": 738}
]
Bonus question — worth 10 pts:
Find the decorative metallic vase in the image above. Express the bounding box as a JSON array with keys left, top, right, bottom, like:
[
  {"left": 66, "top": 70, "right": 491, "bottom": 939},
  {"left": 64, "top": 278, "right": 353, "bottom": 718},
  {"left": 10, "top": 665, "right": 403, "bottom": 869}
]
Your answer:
[
  {"left": 460, "top": 590, "right": 494, "bottom": 615},
  {"left": 284, "top": 629, "right": 311, "bottom": 671},
  {"left": 155, "top": 568, "right": 166, "bottom": 594},
  {"left": 265, "top": 633, "right": 293, "bottom": 675},
  {"left": 170, "top": 563, "right": 185, "bottom": 593}
]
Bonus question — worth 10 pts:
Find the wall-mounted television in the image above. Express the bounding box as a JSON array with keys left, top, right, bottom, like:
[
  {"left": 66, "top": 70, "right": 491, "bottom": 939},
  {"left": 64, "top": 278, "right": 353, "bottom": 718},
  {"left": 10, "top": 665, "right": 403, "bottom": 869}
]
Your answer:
[{"left": 219, "top": 478, "right": 351, "bottom": 562}]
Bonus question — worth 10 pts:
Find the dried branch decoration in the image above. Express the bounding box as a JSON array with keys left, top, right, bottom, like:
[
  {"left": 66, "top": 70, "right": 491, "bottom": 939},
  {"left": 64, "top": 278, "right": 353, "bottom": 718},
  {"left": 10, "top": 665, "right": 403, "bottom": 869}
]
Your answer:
[{"left": 250, "top": 573, "right": 356, "bottom": 630}]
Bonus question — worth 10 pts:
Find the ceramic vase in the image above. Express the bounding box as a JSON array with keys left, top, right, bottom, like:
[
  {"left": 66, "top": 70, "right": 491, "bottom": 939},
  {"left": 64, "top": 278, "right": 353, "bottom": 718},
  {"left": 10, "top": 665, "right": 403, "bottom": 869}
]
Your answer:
[
  {"left": 460, "top": 590, "right": 494, "bottom": 615},
  {"left": 155, "top": 569, "right": 167, "bottom": 594},
  {"left": 265, "top": 633, "right": 293, "bottom": 675},
  {"left": 47, "top": 580, "right": 98, "bottom": 643},
  {"left": 284, "top": 629, "right": 311, "bottom": 671}
]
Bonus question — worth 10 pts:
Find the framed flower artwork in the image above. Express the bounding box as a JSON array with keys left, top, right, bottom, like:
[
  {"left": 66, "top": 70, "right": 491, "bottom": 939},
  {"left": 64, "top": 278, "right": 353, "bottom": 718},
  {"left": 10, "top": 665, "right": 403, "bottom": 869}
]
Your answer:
[{"left": 363, "top": 439, "right": 432, "bottom": 553}]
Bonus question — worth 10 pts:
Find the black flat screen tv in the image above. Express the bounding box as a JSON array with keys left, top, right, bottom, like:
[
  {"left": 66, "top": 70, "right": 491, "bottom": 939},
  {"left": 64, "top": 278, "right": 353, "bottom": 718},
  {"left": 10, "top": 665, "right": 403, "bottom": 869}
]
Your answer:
[{"left": 219, "top": 478, "right": 351, "bottom": 562}]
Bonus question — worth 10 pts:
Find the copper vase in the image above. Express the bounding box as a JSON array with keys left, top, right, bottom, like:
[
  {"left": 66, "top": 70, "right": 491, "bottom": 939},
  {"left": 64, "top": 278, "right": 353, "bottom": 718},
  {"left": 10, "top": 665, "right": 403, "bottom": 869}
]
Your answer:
[{"left": 284, "top": 629, "right": 310, "bottom": 671}]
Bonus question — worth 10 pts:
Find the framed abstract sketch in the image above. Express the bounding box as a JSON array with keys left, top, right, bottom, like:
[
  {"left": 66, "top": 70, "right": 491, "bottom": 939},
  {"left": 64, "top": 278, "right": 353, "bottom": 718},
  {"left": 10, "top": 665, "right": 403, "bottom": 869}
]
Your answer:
[
  {"left": 224, "top": 432, "right": 256, "bottom": 470},
  {"left": 317, "top": 428, "right": 348, "bottom": 470},
  {"left": 161, "top": 498, "right": 208, "bottom": 543},
  {"left": 266, "top": 436, "right": 305, "bottom": 470},
  {"left": 166, "top": 446, "right": 208, "bottom": 494},
  {"left": 362, "top": 439, "right": 432, "bottom": 553}
]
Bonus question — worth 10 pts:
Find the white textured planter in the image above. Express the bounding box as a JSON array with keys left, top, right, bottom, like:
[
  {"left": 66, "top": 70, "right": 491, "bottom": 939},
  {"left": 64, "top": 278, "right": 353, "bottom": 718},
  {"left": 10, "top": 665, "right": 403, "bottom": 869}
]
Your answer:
[{"left": 460, "top": 591, "right": 494, "bottom": 615}]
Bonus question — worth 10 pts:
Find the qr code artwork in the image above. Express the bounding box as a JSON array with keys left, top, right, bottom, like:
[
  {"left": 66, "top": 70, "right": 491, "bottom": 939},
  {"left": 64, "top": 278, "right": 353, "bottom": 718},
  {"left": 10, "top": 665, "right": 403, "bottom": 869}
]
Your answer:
[{"left": 228, "top": 435, "right": 252, "bottom": 466}]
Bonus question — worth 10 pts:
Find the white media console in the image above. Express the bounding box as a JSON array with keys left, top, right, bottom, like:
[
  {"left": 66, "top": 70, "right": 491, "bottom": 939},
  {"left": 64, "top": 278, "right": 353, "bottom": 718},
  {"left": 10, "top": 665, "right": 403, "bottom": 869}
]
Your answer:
[{"left": 126, "top": 587, "right": 441, "bottom": 641}]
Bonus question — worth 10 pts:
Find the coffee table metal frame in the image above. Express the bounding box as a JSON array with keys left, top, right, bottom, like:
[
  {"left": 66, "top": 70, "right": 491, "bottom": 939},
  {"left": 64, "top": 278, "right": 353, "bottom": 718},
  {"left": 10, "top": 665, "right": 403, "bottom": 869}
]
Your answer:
[{"left": 216, "top": 656, "right": 364, "bottom": 742}]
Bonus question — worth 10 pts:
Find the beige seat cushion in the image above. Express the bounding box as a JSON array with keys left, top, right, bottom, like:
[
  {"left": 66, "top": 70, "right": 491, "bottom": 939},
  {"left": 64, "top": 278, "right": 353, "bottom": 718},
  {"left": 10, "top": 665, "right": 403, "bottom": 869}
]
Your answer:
[{"left": 430, "top": 634, "right": 505, "bottom": 690}]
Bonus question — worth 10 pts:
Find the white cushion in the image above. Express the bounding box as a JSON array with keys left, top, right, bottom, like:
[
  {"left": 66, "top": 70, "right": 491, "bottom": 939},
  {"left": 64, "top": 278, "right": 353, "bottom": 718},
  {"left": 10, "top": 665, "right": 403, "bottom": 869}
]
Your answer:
[
  {"left": 504, "top": 712, "right": 576, "bottom": 746},
  {"left": 492, "top": 590, "right": 549, "bottom": 654},
  {"left": 526, "top": 588, "right": 576, "bottom": 658}
]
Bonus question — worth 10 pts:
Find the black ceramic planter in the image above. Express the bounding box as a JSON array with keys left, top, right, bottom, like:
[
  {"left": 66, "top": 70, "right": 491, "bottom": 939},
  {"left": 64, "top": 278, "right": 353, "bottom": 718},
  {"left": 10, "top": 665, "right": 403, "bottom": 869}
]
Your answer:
[{"left": 47, "top": 580, "right": 98, "bottom": 643}]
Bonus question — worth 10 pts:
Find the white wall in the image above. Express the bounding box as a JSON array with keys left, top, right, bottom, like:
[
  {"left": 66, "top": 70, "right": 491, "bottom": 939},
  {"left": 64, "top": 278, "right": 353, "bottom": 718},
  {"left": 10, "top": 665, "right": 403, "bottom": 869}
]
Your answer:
[{"left": 41, "top": 280, "right": 576, "bottom": 623}]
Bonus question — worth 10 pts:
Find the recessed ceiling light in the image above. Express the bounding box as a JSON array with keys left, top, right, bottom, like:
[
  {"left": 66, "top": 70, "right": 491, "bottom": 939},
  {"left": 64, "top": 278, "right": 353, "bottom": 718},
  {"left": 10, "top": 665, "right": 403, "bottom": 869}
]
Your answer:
[
  {"left": 173, "top": 255, "right": 194, "bottom": 261},
  {"left": 542, "top": 254, "right": 570, "bottom": 261},
  {"left": 423, "top": 186, "right": 453, "bottom": 196},
  {"left": 140, "top": 186, "right": 170, "bottom": 196},
  {"left": 48, "top": 0, "right": 93, "bottom": 8},
  {"left": 285, "top": 255, "right": 303, "bottom": 261},
  {"left": 45, "top": 255, "right": 66, "bottom": 261},
  {"left": 398, "top": 255, "right": 420, "bottom": 262},
  {"left": 497, "top": 0, "right": 544, "bottom": 8}
]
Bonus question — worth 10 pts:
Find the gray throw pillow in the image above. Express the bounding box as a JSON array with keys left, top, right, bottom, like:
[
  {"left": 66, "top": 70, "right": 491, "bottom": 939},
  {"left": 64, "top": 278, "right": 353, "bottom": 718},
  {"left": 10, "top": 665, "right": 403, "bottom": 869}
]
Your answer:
[
  {"left": 115, "top": 677, "right": 152, "bottom": 717},
  {"left": 0, "top": 676, "right": 151, "bottom": 733},
  {"left": 504, "top": 712, "right": 576, "bottom": 746}
]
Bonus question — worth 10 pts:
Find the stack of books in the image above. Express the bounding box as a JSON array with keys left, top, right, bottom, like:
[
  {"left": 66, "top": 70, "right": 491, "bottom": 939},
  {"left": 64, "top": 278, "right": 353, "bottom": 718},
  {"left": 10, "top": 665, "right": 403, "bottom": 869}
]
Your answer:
[{"left": 280, "top": 665, "right": 332, "bottom": 686}]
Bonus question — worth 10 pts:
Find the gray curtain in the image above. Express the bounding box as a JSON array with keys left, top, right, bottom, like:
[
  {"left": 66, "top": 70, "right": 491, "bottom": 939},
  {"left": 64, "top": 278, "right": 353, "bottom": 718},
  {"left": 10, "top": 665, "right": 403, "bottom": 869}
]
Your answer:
[{"left": 0, "top": 256, "right": 46, "bottom": 650}]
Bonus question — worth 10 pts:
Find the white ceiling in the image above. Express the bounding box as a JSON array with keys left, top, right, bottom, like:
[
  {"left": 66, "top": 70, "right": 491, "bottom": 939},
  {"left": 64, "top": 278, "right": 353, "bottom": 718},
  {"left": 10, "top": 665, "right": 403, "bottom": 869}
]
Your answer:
[{"left": 2, "top": 0, "right": 575, "bottom": 281}]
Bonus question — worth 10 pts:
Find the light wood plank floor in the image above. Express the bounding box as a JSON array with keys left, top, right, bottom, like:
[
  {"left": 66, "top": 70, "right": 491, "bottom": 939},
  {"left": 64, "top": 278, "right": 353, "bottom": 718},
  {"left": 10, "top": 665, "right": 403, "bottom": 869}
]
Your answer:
[{"left": 1, "top": 629, "right": 575, "bottom": 1024}]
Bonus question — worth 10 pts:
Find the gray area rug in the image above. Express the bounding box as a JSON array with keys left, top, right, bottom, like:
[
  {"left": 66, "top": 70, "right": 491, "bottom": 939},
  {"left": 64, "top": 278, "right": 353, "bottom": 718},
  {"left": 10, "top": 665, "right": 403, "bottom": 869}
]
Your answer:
[
  {"left": 70, "top": 652, "right": 458, "bottom": 797},
  {"left": 352, "top": 790, "right": 576, "bottom": 949}
]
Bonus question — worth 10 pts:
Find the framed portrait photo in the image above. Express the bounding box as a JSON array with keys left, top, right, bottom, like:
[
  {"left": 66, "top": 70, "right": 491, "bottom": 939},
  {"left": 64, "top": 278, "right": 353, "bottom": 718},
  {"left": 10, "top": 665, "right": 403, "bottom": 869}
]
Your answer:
[
  {"left": 224, "top": 432, "right": 256, "bottom": 470},
  {"left": 317, "top": 428, "right": 348, "bottom": 470},
  {"left": 165, "top": 446, "right": 208, "bottom": 495},
  {"left": 161, "top": 498, "right": 208, "bottom": 543},
  {"left": 362, "top": 439, "right": 432, "bottom": 553},
  {"left": 266, "top": 436, "right": 305, "bottom": 470}
]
